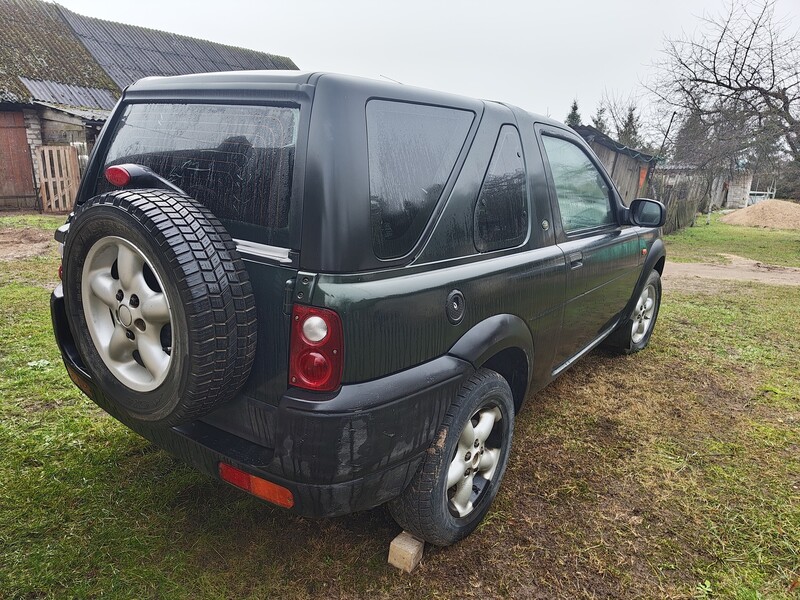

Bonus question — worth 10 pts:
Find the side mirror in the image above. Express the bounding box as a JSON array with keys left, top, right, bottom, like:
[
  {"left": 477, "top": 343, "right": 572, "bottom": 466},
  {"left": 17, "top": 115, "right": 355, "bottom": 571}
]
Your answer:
[{"left": 628, "top": 198, "right": 666, "bottom": 228}]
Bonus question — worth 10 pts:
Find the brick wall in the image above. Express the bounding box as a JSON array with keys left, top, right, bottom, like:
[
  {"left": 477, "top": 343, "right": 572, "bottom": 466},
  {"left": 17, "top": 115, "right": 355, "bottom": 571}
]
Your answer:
[{"left": 22, "top": 108, "right": 42, "bottom": 192}]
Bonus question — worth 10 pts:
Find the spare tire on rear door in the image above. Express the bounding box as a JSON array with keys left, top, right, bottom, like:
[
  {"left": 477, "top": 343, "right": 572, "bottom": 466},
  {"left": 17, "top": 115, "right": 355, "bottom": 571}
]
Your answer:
[{"left": 62, "top": 189, "right": 258, "bottom": 426}]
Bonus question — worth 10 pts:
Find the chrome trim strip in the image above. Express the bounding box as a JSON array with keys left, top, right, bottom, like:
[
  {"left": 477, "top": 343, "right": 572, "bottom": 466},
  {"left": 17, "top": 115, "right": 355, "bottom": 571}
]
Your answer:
[
  {"left": 233, "top": 239, "right": 292, "bottom": 264},
  {"left": 551, "top": 323, "right": 617, "bottom": 378}
]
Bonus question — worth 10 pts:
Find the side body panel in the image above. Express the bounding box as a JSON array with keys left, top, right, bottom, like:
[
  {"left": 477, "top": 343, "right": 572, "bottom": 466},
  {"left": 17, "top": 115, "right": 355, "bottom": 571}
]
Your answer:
[
  {"left": 554, "top": 230, "right": 640, "bottom": 366},
  {"left": 311, "top": 247, "right": 565, "bottom": 384}
]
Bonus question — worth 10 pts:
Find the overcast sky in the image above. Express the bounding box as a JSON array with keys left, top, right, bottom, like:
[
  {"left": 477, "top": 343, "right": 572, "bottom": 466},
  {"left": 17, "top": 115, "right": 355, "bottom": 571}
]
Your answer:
[{"left": 56, "top": 0, "right": 797, "bottom": 125}]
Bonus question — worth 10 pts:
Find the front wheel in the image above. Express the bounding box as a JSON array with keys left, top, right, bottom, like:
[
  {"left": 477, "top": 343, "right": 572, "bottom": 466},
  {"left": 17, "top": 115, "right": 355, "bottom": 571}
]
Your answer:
[
  {"left": 388, "top": 368, "right": 515, "bottom": 546},
  {"left": 605, "top": 269, "right": 662, "bottom": 354}
]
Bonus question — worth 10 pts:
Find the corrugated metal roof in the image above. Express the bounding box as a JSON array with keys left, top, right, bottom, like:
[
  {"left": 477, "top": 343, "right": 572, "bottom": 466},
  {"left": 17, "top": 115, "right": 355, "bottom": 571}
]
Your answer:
[
  {"left": 572, "top": 124, "right": 657, "bottom": 164},
  {"left": 0, "top": 0, "right": 118, "bottom": 104},
  {"left": 20, "top": 77, "right": 118, "bottom": 109},
  {"left": 58, "top": 6, "right": 299, "bottom": 89},
  {"left": 0, "top": 0, "right": 297, "bottom": 109},
  {"left": 34, "top": 101, "right": 110, "bottom": 122}
]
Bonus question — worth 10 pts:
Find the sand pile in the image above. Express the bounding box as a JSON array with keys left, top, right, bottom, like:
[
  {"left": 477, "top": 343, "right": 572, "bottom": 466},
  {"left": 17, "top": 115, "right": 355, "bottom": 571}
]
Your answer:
[{"left": 721, "top": 199, "right": 800, "bottom": 230}]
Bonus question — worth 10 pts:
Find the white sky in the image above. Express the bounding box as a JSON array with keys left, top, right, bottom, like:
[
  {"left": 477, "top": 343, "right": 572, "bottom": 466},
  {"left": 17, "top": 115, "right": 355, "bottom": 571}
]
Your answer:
[{"left": 56, "top": 0, "right": 797, "bottom": 125}]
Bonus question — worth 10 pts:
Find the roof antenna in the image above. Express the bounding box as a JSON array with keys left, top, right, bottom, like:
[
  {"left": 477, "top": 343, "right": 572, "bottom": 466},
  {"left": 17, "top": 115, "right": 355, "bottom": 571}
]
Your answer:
[{"left": 379, "top": 74, "right": 403, "bottom": 84}]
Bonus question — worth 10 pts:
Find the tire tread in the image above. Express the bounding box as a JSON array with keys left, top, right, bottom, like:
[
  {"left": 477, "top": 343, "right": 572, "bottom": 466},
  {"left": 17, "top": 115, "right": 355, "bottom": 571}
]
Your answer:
[{"left": 67, "top": 189, "right": 257, "bottom": 425}]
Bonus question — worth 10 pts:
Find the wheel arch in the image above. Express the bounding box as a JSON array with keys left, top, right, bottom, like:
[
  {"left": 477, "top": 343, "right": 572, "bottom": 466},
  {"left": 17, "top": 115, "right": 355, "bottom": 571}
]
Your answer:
[
  {"left": 653, "top": 255, "right": 665, "bottom": 275},
  {"left": 448, "top": 314, "right": 533, "bottom": 412},
  {"left": 624, "top": 238, "right": 666, "bottom": 316}
]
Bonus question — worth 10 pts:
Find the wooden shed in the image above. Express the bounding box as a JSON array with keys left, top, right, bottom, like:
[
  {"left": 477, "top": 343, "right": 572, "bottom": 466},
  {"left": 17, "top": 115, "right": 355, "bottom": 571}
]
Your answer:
[{"left": 572, "top": 124, "right": 656, "bottom": 205}]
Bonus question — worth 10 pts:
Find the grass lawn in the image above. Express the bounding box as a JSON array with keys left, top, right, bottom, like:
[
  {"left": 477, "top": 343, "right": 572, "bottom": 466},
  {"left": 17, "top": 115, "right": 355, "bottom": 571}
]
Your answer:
[
  {"left": 0, "top": 217, "right": 798, "bottom": 598},
  {"left": 665, "top": 212, "right": 800, "bottom": 267}
]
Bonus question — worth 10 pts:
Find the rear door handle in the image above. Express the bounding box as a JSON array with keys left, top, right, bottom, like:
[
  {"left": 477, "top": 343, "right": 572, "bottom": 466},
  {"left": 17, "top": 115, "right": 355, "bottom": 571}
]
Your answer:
[{"left": 569, "top": 251, "right": 583, "bottom": 270}]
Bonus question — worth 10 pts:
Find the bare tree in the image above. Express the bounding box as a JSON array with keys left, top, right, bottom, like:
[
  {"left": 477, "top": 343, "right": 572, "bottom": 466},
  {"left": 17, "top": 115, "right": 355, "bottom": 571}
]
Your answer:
[
  {"left": 653, "top": 1, "right": 800, "bottom": 163},
  {"left": 600, "top": 91, "right": 647, "bottom": 150}
]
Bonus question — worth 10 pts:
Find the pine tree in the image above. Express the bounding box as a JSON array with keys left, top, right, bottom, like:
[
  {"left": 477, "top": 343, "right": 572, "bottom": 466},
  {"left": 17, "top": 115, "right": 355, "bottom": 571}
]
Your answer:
[
  {"left": 591, "top": 106, "right": 609, "bottom": 134},
  {"left": 565, "top": 100, "right": 581, "bottom": 127},
  {"left": 616, "top": 105, "right": 642, "bottom": 149}
]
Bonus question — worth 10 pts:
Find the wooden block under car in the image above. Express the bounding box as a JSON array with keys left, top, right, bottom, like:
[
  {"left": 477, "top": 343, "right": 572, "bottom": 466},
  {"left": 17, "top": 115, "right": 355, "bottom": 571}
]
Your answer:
[{"left": 388, "top": 531, "right": 425, "bottom": 572}]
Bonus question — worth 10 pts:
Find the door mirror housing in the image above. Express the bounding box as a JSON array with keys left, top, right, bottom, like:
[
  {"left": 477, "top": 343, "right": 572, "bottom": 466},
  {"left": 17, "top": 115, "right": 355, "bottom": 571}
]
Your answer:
[{"left": 628, "top": 198, "right": 666, "bottom": 228}]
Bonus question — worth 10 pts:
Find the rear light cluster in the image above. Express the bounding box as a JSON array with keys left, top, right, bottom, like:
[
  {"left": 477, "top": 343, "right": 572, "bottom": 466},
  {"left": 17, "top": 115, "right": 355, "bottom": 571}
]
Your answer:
[
  {"left": 105, "top": 165, "right": 131, "bottom": 187},
  {"left": 289, "top": 305, "right": 344, "bottom": 391},
  {"left": 218, "top": 463, "right": 294, "bottom": 508}
]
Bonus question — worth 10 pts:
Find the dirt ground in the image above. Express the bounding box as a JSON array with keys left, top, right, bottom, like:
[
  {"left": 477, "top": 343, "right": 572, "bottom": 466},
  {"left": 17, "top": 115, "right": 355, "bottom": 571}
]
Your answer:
[
  {"left": 721, "top": 199, "right": 800, "bottom": 229},
  {"left": 662, "top": 253, "right": 800, "bottom": 290},
  {"left": 0, "top": 227, "right": 54, "bottom": 260}
]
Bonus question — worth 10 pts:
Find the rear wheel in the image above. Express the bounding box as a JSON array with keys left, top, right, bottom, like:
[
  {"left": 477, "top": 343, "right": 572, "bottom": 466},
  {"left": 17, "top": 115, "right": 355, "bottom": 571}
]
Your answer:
[
  {"left": 388, "top": 368, "right": 514, "bottom": 546},
  {"left": 63, "top": 189, "right": 257, "bottom": 426}
]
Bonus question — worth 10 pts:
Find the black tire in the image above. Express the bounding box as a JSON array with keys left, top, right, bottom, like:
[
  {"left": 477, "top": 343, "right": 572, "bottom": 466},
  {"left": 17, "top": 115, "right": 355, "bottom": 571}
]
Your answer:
[
  {"left": 62, "top": 189, "right": 257, "bottom": 426},
  {"left": 388, "top": 368, "right": 514, "bottom": 546},
  {"left": 604, "top": 269, "right": 662, "bottom": 354}
]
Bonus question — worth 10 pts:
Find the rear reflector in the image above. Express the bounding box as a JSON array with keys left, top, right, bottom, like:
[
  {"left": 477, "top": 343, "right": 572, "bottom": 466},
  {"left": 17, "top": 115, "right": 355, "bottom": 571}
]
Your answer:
[{"left": 218, "top": 463, "right": 294, "bottom": 508}]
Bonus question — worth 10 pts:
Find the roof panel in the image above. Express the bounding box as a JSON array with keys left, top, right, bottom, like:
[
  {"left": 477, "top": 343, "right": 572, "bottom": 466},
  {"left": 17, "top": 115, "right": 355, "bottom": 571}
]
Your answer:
[
  {"left": 58, "top": 4, "right": 298, "bottom": 86},
  {"left": 1, "top": 1, "right": 297, "bottom": 108},
  {"left": 0, "top": 0, "right": 117, "bottom": 103},
  {"left": 34, "top": 101, "right": 110, "bottom": 121},
  {"left": 19, "top": 77, "right": 118, "bottom": 109}
]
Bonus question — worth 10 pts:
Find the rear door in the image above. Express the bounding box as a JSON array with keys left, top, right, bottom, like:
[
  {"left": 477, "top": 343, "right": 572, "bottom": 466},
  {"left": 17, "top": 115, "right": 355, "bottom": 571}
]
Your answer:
[{"left": 536, "top": 125, "right": 639, "bottom": 371}]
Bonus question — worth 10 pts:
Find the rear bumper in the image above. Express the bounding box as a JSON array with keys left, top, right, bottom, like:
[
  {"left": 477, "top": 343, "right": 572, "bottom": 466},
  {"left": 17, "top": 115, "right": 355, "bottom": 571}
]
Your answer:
[{"left": 51, "top": 285, "right": 471, "bottom": 517}]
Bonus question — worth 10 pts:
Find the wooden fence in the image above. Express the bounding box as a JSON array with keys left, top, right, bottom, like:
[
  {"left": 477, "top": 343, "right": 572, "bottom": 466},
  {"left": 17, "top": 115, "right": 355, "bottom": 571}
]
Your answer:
[
  {"left": 37, "top": 145, "right": 81, "bottom": 213},
  {"left": 648, "top": 172, "right": 707, "bottom": 234}
]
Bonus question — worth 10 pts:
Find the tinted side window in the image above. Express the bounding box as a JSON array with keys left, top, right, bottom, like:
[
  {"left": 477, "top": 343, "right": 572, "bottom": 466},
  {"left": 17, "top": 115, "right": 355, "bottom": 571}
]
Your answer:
[
  {"left": 474, "top": 125, "right": 528, "bottom": 252},
  {"left": 367, "top": 100, "right": 473, "bottom": 259},
  {"left": 541, "top": 135, "right": 614, "bottom": 232},
  {"left": 97, "top": 103, "right": 299, "bottom": 246}
]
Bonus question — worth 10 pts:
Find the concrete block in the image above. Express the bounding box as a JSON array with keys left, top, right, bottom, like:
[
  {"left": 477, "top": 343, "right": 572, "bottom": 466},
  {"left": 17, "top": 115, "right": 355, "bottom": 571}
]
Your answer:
[{"left": 388, "top": 531, "right": 425, "bottom": 573}]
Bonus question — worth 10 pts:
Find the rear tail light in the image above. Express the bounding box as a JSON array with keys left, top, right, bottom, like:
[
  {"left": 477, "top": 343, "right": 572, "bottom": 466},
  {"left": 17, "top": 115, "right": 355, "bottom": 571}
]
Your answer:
[
  {"left": 289, "top": 304, "right": 343, "bottom": 391},
  {"left": 218, "top": 463, "right": 294, "bottom": 508},
  {"left": 105, "top": 165, "right": 131, "bottom": 187}
]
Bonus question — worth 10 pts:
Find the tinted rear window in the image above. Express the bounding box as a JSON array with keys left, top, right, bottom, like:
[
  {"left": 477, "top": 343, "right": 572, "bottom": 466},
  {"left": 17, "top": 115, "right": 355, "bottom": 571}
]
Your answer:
[
  {"left": 474, "top": 125, "right": 528, "bottom": 252},
  {"left": 367, "top": 100, "right": 473, "bottom": 259},
  {"left": 96, "top": 103, "right": 299, "bottom": 246}
]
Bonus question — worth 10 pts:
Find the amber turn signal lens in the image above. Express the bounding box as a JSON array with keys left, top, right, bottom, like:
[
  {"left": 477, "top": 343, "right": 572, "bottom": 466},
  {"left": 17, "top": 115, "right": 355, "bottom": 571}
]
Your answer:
[{"left": 218, "top": 463, "right": 294, "bottom": 508}]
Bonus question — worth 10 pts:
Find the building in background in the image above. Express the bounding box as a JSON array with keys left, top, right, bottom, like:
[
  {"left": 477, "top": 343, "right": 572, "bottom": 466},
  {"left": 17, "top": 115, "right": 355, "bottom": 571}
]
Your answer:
[
  {"left": 571, "top": 124, "right": 657, "bottom": 205},
  {"left": 0, "top": 0, "right": 297, "bottom": 211}
]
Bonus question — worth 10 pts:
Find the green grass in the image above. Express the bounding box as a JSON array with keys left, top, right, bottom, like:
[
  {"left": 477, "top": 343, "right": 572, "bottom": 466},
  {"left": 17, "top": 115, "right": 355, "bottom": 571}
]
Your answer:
[
  {"left": 1, "top": 216, "right": 798, "bottom": 598},
  {"left": 0, "top": 214, "right": 66, "bottom": 230},
  {"left": 664, "top": 212, "right": 800, "bottom": 267}
]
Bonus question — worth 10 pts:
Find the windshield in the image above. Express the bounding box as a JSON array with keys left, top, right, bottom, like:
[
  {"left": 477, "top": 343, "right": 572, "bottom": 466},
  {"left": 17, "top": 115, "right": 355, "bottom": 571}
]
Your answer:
[{"left": 95, "top": 103, "right": 300, "bottom": 246}]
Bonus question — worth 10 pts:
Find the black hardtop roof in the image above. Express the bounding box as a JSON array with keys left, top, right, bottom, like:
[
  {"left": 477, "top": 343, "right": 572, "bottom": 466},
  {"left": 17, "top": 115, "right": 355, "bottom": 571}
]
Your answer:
[{"left": 125, "top": 70, "right": 561, "bottom": 127}]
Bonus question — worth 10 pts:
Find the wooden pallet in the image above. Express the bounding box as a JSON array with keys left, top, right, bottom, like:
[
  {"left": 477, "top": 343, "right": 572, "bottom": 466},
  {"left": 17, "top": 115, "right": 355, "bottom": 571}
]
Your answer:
[{"left": 37, "top": 145, "right": 81, "bottom": 213}]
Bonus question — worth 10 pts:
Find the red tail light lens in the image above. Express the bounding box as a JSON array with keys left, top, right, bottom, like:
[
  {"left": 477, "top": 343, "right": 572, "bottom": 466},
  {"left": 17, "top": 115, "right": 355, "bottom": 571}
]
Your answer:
[
  {"left": 105, "top": 165, "right": 131, "bottom": 187},
  {"left": 289, "top": 305, "right": 343, "bottom": 391}
]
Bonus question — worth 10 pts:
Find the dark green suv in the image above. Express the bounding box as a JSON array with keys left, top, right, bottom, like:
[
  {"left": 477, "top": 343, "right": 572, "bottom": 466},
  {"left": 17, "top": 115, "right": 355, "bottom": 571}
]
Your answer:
[{"left": 51, "top": 71, "right": 666, "bottom": 546}]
